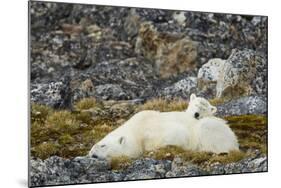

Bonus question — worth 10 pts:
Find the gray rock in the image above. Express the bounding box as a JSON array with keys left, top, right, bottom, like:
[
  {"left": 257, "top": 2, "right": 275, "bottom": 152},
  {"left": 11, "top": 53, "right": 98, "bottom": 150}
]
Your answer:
[
  {"left": 216, "top": 95, "right": 267, "bottom": 116},
  {"left": 197, "top": 49, "right": 267, "bottom": 98},
  {"left": 197, "top": 58, "right": 226, "bottom": 98},
  {"left": 123, "top": 158, "right": 171, "bottom": 180},
  {"left": 30, "top": 156, "right": 111, "bottom": 186},
  {"left": 95, "top": 84, "right": 128, "bottom": 100},
  {"left": 31, "top": 80, "right": 71, "bottom": 108},
  {"left": 166, "top": 157, "right": 207, "bottom": 177},
  {"left": 216, "top": 49, "right": 259, "bottom": 98},
  {"left": 30, "top": 154, "right": 267, "bottom": 186},
  {"left": 160, "top": 77, "right": 197, "bottom": 99},
  {"left": 209, "top": 153, "right": 267, "bottom": 175}
]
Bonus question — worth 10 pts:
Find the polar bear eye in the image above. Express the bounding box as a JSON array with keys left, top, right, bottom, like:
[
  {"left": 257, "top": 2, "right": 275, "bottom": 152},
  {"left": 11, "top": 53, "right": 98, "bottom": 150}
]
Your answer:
[
  {"left": 194, "top": 112, "right": 200, "bottom": 119},
  {"left": 100, "top": 144, "right": 106, "bottom": 148}
]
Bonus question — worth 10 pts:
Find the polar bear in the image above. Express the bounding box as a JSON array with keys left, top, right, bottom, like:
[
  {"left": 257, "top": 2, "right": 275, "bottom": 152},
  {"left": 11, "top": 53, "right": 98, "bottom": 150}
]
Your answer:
[{"left": 88, "top": 94, "right": 239, "bottom": 160}]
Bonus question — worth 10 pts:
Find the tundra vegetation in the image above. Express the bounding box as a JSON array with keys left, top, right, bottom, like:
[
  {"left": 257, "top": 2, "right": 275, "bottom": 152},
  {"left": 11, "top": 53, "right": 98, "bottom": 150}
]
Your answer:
[{"left": 31, "top": 98, "right": 267, "bottom": 170}]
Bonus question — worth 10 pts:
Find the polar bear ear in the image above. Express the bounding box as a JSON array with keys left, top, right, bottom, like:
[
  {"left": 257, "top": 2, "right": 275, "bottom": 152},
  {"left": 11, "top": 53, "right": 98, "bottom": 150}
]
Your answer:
[
  {"left": 211, "top": 106, "right": 217, "bottom": 114},
  {"left": 118, "top": 136, "right": 126, "bottom": 145},
  {"left": 190, "top": 93, "right": 196, "bottom": 101}
]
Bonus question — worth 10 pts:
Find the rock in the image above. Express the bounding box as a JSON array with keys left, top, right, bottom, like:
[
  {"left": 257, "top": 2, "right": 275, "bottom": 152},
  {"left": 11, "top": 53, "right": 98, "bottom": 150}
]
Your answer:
[
  {"left": 173, "top": 11, "right": 187, "bottom": 26},
  {"left": 85, "top": 57, "right": 158, "bottom": 100},
  {"left": 197, "top": 58, "right": 226, "bottom": 98},
  {"left": 135, "top": 22, "right": 197, "bottom": 78},
  {"left": 31, "top": 79, "right": 71, "bottom": 108},
  {"left": 159, "top": 77, "right": 197, "bottom": 99},
  {"left": 209, "top": 153, "right": 267, "bottom": 174},
  {"left": 197, "top": 49, "right": 267, "bottom": 98},
  {"left": 30, "top": 156, "right": 111, "bottom": 186},
  {"left": 95, "top": 84, "right": 128, "bottom": 100},
  {"left": 216, "top": 49, "right": 260, "bottom": 98},
  {"left": 166, "top": 157, "right": 207, "bottom": 177},
  {"left": 123, "top": 158, "right": 171, "bottom": 180},
  {"left": 30, "top": 154, "right": 267, "bottom": 186},
  {"left": 216, "top": 95, "right": 267, "bottom": 116}
]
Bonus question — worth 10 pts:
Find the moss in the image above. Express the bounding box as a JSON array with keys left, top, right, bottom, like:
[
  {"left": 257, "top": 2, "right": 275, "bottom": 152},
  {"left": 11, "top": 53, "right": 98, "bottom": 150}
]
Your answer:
[
  {"left": 208, "top": 151, "right": 246, "bottom": 164},
  {"left": 45, "top": 111, "right": 80, "bottom": 134},
  {"left": 139, "top": 98, "right": 188, "bottom": 112},
  {"left": 144, "top": 146, "right": 208, "bottom": 164},
  {"left": 110, "top": 156, "right": 133, "bottom": 170},
  {"left": 143, "top": 146, "right": 246, "bottom": 167},
  {"left": 74, "top": 111, "right": 93, "bottom": 125},
  {"left": 31, "top": 103, "right": 53, "bottom": 123},
  {"left": 59, "top": 134, "right": 75, "bottom": 145},
  {"left": 74, "top": 98, "right": 98, "bottom": 111},
  {"left": 209, "top": 98, "right": 226, "bottom": 106},
  {"left": 32, "top": 142, "right": 59, "bottom": 159},
  {"left": 226, "top": 115, "right": 267, "bottom": 154}
]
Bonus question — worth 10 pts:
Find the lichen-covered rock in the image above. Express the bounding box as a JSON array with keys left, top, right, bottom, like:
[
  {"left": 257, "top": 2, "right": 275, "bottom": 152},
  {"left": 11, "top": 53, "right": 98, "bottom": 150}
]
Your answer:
[
  {"left": 216, "top": 49, "right": 259, "bottom": 98},
  {"left": 197, "top": 49, "right": 267, "bottom": 98},
  {"left": 159, "top": 77, "right": 197, "bottom": 99},
  {"left": 216, "top": 95, "right": 267, "bottom": 116},
  {"left": 197, "top": 58, "right": 226, "bottom": 98},
  {"left": 135, "top": 22, "right": 197, "bottom": 78},
  {"left": 166, "top": 157, "right": 207, "bottom": 177},
  {"left": 85, "top": 57, "right": 157, "bottom": 101},
  {"left": 30, "top": 154, "right": 267, "bottom": 186},
  {"left": 209, "top": 152, "right": 267, "bottom": 174},
  {"left": 123, "top": 158, "right": 171, "bottom": 180},
  {"left": 31, "top": 80, "right": 71, "bottom": 108},
  {"left": 30, "top": 156, "right": 110, "bottom": 186}
]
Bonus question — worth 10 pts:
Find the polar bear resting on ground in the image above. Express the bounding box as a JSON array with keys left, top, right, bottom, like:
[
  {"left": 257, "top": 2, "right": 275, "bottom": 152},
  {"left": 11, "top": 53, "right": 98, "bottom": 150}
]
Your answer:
[{"left": 88, "top": 94, "right": 239, "bottom": 160}]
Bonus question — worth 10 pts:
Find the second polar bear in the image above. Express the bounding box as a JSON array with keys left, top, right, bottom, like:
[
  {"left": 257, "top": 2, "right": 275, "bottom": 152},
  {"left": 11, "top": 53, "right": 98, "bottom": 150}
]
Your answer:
[{"left": 89, "top": 94, "right": 239, "bottom": 160}]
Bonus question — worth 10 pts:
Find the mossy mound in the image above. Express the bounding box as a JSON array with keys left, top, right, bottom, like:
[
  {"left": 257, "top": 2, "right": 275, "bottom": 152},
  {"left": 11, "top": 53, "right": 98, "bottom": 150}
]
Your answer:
[
  {"left": 226, "top": 115, "right": 267, "bottom": 153},
  {"left": 144, "top": 145, "right": 246, "bottom": 166}
]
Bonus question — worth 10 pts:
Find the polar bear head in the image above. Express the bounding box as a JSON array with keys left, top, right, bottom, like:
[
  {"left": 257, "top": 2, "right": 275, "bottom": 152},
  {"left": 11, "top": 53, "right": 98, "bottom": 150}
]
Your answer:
[
  {"left": 186, "top": 94, "right": 217, "bottom": 119},
  {"left": 88, "top": 130, "right": 141, "bottom": 160}
]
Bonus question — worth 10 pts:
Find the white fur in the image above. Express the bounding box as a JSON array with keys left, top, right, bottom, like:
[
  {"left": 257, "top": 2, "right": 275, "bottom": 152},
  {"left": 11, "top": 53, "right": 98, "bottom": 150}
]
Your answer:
[
  {"left": 194, "top": 117, "right": 239, "bottom": 153},
  {"left": 89, "top": 94, "right": 239, "bottom": 160}
]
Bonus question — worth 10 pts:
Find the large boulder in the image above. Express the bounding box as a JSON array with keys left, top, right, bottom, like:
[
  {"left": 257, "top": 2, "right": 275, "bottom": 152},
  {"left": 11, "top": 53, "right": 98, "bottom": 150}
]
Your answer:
[{"left": 197, "top": 49, "right": 267, "bottom": 99}]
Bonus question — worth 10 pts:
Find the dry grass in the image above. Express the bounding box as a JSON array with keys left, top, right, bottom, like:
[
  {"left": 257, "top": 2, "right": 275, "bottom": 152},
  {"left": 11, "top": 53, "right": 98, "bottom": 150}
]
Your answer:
[
  {"left": 74, "top": 98, "right": 99, "bottom": 111},
  {"left": 110, "top": 156, "right": 133, "bottom": 170},
  {"left": 138, "top": 98, "right": 188, "bottom": 112},
  {"left": 144, "top": 146, "right": 246, "bottom": 166}
]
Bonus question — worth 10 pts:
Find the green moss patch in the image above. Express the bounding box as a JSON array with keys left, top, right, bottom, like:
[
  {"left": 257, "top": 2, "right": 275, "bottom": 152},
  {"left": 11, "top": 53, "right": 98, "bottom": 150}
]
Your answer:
[
  {"left": 226, "top": 115, "right": 267, "bottom": 153},
  {"left": 110, "top": 156, "right": 133, "bottom": 170},
  {"left": 143, "top": 146, "right": 246, "bottom": 166}
]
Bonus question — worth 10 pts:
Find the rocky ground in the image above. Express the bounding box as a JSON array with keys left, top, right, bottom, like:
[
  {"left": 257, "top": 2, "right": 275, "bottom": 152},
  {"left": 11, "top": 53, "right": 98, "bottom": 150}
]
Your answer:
[
  {"left": 29, "top": 1, "right": 268, "bottom": 187},
  {"left": 31, "top": 150, "right": 267, "bottom": 187}
]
